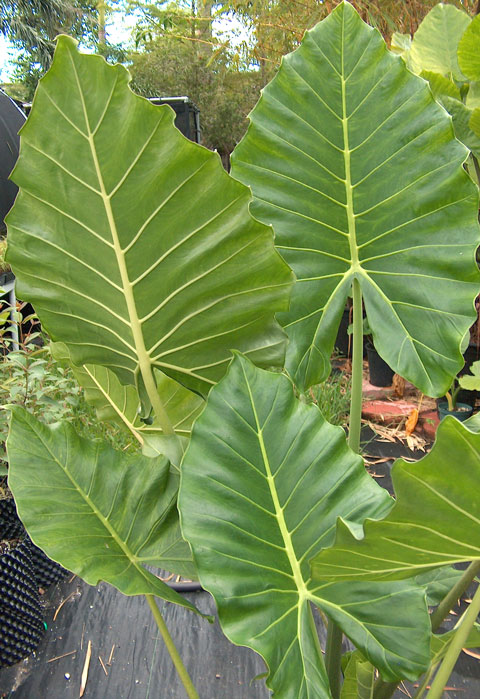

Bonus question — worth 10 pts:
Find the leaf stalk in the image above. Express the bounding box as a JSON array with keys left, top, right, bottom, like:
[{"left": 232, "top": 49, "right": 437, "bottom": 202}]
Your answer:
[
  {"left": 348, "top": 277, "right": 364, "bottom": 455},
  {"left": 426, "top": 582, "right": 480, "bottom": 699},
  {"left": 325, "top": 618, "right": 343, "bottom": 699},
  {"left": 145, "top": 594, "right": 199, "bottom": 699}
]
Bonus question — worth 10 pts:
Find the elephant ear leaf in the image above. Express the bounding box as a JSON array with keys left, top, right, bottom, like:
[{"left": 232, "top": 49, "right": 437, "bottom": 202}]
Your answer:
[
  {"left": 311, "top": 416, "right": 480, "bottom": 582},
  {"left": 231, "top": 1, "right": 480, "bottom": 394},
  {"left": 180, "top": 354, "right": 431, "bottom": 696},
  {"left": 6, "top": 407, "right": 198, "bottom": 610},
  {"left": 409, "top": 3, "right": 471, "bottom": 81},
  {"left": 6, "top": 36, "right": 293, "bottom": 401}
]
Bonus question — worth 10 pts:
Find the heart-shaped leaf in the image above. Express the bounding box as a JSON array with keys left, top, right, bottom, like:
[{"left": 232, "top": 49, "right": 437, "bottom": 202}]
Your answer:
[
  {"left": 458, "top": 13, "right": 480, "bottom": 82},
  {"left": 7, "top": 407, "right": 198, "bottom": 612},
  {"left": 409, "top": 3, "right": 471, "bottom": 82},
  {"left": 311, "top": 416, "right": 480, "bottom": 582},
  {"left": 231, "top": 1, "right": 480, "bottom": 394},
  {"left": 6, "top": 36, "right": 293, "bottom": 402},
  {"left": 179, "top": 354, "right": 431, "bottom": 696}
]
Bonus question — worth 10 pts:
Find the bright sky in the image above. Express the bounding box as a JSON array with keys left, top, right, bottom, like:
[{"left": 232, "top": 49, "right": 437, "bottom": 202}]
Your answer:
[
  {"left": 0, "top": 9, "right": 136, "bottom": 81},
  {"left": 0, "top": 8, "right": 248, "bottom": 82}
]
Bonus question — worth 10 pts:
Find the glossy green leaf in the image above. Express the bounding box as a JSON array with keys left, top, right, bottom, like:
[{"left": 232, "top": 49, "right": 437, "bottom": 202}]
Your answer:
[
  {"left": 409, "top": 3, "right": 470, "bottom": 82},
  {"left": 458, "top": 14, "right": 480, "bottom": 82},
  {"left": 340, "top": 651, "right": 374, "bottom": 699},
  {"left": 51, "top": 341, "right": 204, "bottom": 444},
  {"left": 6, "top": 36, "right": 293, "bottom": 402},
  {"left": 441, "top": 96, "right": 480, "bottom": 159},
  {"left": 311, "top": 417, "right": 480, "bottom": 582},
  {"left": 231, "top": 2, "right": 480, "bottom": 394},
  {"left": 180, "top": 354, "right": 431, "bottom": 695},
  {"left": 7, "top": 407, "right": 198, "bottom": 611}
]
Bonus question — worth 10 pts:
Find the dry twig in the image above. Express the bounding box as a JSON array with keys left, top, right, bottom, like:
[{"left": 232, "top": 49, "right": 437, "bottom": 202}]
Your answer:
[
  {"left": 98, "top": 655, "right": 108, "bottom": 676},
  {"left": 79, "top": 640, "right": 92, "bottom": 698},
  {"left": 47, "top": 650, "right": 76, "bottom": 663}
]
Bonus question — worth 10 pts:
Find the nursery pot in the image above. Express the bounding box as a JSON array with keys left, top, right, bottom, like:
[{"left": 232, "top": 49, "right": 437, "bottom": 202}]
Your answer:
[
  {"left": 437, "top": 402, "right": 473, "bottom": 423},
  {"left": 334, "top": 308, "right": 351, "bottom": 357},
  {"left": 0, "top": 499, "right": 45, "bottom": 668},
  {"left": 366, "top": 342, "right": 394, "bottom": 387}
]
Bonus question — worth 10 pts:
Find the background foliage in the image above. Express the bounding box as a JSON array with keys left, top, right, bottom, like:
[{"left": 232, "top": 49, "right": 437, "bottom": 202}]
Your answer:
[{"left": 3, "top": 1, "right": 480, "bottom": 151}]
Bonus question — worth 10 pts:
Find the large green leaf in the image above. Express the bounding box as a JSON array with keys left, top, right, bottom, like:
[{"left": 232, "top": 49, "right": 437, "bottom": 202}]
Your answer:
[
  {"left": 409, "top": 3, "right": 470, "bottom": 82},
  {"left": 458, "top": 13, "right": 480, "bottom": 82},
  {"left": 7, "top": 407, "right": 198, "bottom": 611},
  {"left": 311, "top": 416, "right": 480, "bottom": 582},
  {"left": 231, "top": 2, "right": 480, "bottom": 394},
  {"left": 6, "top": 36, "right": 293, "bottom": 403},
  {"left": 179, "top": 355, "right": 431, "bottom": 696}
]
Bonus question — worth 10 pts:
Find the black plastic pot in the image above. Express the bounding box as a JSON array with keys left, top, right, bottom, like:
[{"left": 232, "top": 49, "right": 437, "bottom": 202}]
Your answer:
[
  {"left": 334, "top": 308, "right": 351, "bottom": 357},
  {"left": 366, "top": 342, "right": 394, "bottom": 387},
  {"left": 1, "top": 498, "right": 68, "bottom": 588},
  {"left": 437, "top": 401, "right": 473, "bottom": 423},
  {"left": 0, "top": 498, "right": 69, "bottom": 667},
  {"left": 0, "top": 500, "right": 44, "bottom": 668}
]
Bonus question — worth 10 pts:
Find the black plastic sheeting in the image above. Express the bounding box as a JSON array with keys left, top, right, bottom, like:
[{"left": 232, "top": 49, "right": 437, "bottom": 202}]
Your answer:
[
  {"left": 0, "top": 91, "right": 25, "bottom": 234},
  {"left": 0, "top": 430, "right": 479, "bottom": 698},
  {"left": 0, "top": 580, "right": 277, "bottom": 698}
]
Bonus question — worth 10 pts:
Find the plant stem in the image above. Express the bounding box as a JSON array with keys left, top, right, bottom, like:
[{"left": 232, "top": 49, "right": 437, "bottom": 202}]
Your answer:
[
  {"left": 426, "top": 582, "right": 480, "bottom": 699},
  {"left": 145, "top": 594, "right": 199, "bottom": 699},
  {"left": 324, "top": 280, "right": 363, "bottom": 696},
  {"left": 431, "top": 560, "right": 480, "bottom": 631},
  {"left": 348, "top": 277, "right": 364, "bottom": 454},
  {"left": 325, "top": 618, "right": 343, "bottom": 699},
  {"left": 413, "top": 661, "right": 440, "bottom": 699}
]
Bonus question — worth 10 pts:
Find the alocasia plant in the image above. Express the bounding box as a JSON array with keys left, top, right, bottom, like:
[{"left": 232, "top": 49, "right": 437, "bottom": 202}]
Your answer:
[
  {"left": 5, "top": 2, "right": 480, "bottom": 698},
  {"left": 5, "top": 32, "right": 294, "bottom": 699},
  {"left": 182, "top": 1, "right": 480, "bottom": 697}
]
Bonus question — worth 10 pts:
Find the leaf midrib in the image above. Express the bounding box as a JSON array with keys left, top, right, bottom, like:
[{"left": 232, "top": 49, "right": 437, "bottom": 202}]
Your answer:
[
  {"left": 341, "top": 14, "right": 359, "bottom": 270},
  {"left": 241, "top": 362, "right": 308, "bottom": 599},
  {"left": 68, "top": 50, "right": 175, "bottom": 435}
]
